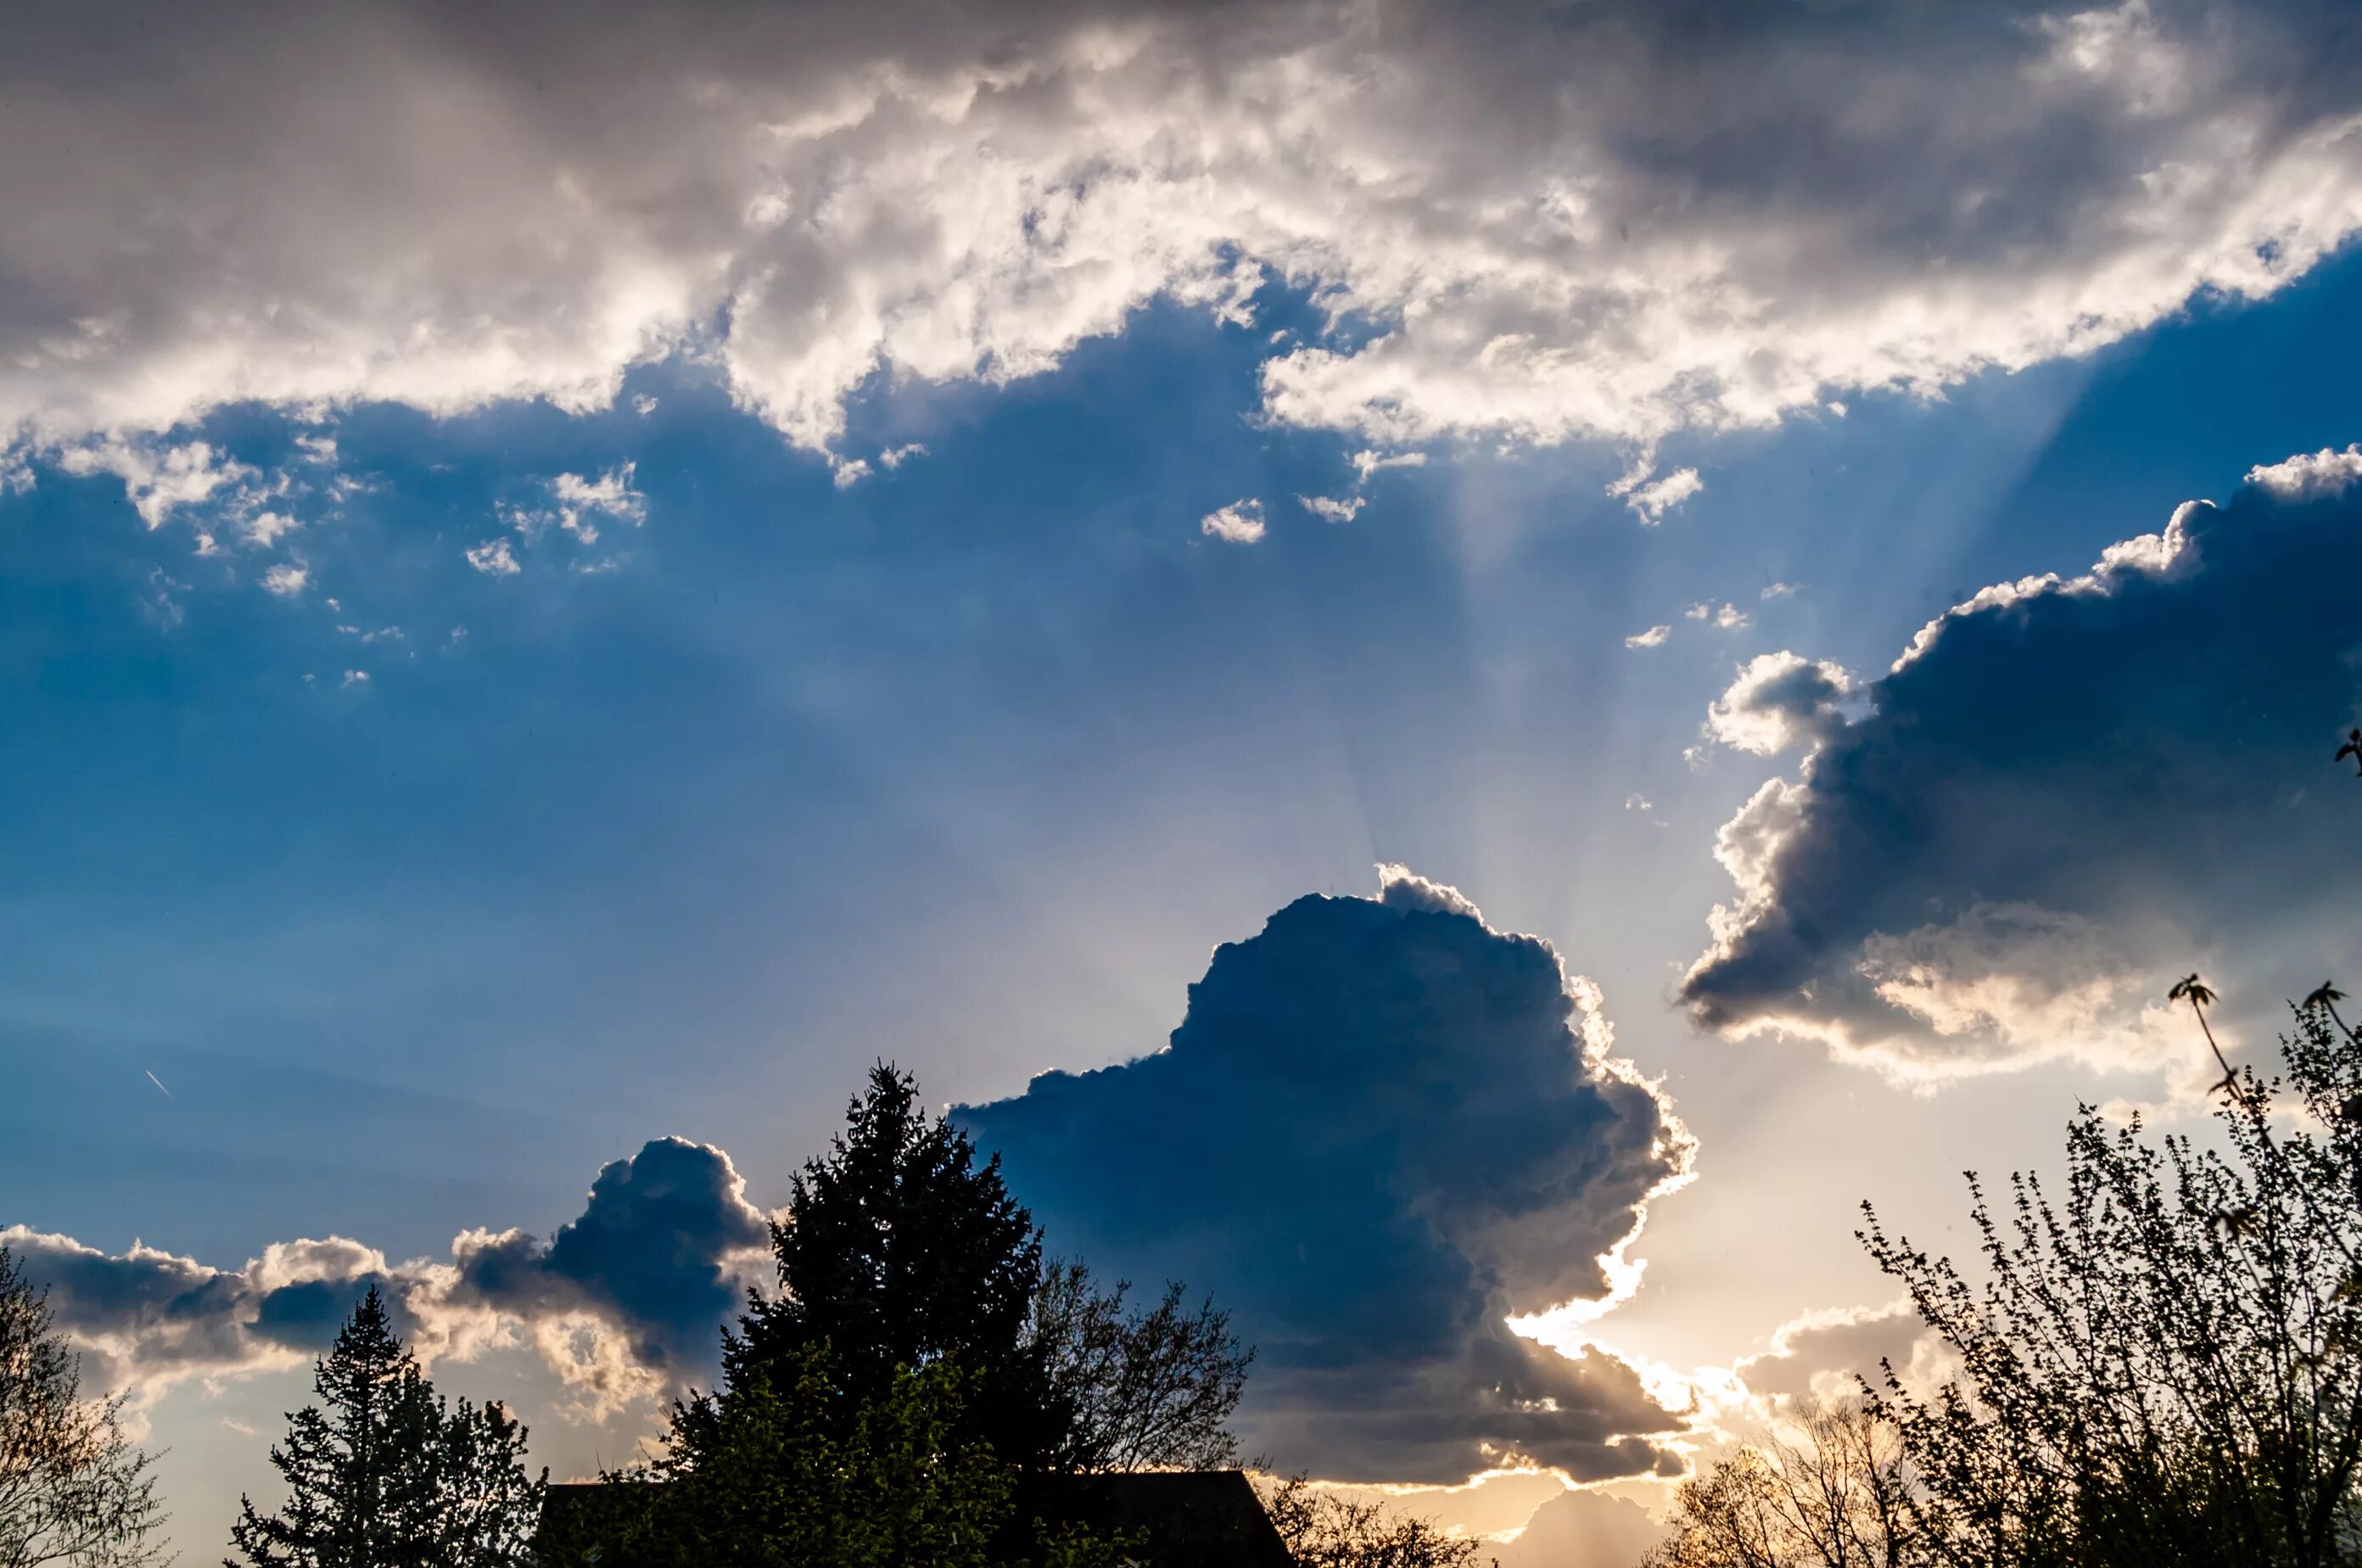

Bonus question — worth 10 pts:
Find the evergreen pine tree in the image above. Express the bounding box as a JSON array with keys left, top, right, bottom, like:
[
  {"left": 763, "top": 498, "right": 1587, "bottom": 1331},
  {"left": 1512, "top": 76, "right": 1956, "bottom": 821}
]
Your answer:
[
  {"left": 721, "top": 1063, "right": 1057, "bottom": 1467},
  {"left": 227, "top": 1287, "right": 542, "bottom": 1568}
]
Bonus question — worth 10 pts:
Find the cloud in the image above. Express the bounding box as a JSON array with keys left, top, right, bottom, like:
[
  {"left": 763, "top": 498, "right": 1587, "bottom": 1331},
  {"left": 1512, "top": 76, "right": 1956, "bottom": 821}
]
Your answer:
[
  {"left": 260, "top": 563, "right": 310, "bottom": 598},
  {"left": 1200, "top": 499, "right": 1268, "bottom": 544},
  {"left": 1493, "top": 1487, "right": 1665, "bottom": 1568},
  {"left": 1703, "top": 652, "right": 1856, "bottom": 757},
  {"left": 56, "top": 440, "right": 254, "bottom": 529},
  {"left": 2247, "top": 442, "right": 2362, "bottom": 500},
  {"left": 242, "top": 510, "right": 300, "bottom": 549},
  {"left": 961, "top": 870, "right": 1695, "bottom": 1482},
  {"left": 547, "top": 465, "right": 647, "bottom": 538},
  {"left": 1299, "top": 448, "right": 1427, "bottom": 525},
  {"left": 502, "top": 464, "right": 648, "bottom": 549},
  {"left": 1625, "top": 625, "right": 1671, "bottom": 650},
  {"left": 1760, "top": 582, "right": 1799, "bottom": 601},
  {"left": 1679, "top": 461, "right": 2362, "bottom": 1084},
  {"left": 448, "top": 1136, "right": 771, "bottom": 1386},
  {"left": 3, "top": 1, "right": 2359, "bottom": 468},
  {"left": 1611, "top": 467, "right": 1704, "bottom": 525},
  {"left": 6, "top": 1138, "right": 769, "bottom": 1422},
  {"left": 465, "top": 538, "right": 521, "bottom": 576},
  {"left": 1684, "top": 602, "right": 1750, "bottom": 630},
  {"left": 1728, "top": 1302, "right": 1943, "bottom": 1410}
]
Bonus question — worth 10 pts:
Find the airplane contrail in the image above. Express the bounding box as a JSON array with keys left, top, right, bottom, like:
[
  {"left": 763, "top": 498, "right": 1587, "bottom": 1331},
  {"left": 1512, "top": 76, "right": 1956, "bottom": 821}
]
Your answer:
[{"left": 145, "top": 1070, "right": 171, "bottom": 1098}]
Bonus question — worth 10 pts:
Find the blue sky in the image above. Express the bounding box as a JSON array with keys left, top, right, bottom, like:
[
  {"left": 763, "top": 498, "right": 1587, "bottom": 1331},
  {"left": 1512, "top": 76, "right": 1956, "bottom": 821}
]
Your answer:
[{"left": 8, "top": 3, "right": 2362, "bottom": 1557}]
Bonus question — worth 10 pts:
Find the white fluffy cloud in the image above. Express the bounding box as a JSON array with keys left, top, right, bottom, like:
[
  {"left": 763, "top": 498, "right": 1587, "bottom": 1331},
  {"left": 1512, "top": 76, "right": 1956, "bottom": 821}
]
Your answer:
[
  {"left": 1625, "top": 624, "right": 1671, "bottom": 649},
  {"left": 2247, "top": 442, "right": 2362, "bottom": 500},
  {"left": 55, "top": 440, "right": 253, "bottom": 529},
  {"left": 1704, "top": 652, "right": 1856, "bottom": 757},
  {"left": 1200, "top": 499, "right": 1268, "bottom": 544},
  {"left": 1, "top": 0, "right": 2357, "bottom": 475}
]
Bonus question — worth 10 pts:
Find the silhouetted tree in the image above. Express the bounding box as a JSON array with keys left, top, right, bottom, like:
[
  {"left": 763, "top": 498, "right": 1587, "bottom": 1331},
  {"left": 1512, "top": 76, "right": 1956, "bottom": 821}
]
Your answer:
[
  {"left": 624, "top": 1350, "right": 1016, "bottom": 1567},
  {"left": 227, "top": 1287, "right": 542, "bottom": 1568},
  {"left": 1261, "top": 1475, "right": 1495, "bottom": 1568},
  {"left": 0, "top": 1245, "right": 166, "bottom": 1568},
  {"left": 1027, "top": 1261, "right": 1251, "bottom": 1473},
  {"left": 719, "top": 1064, "right": 1058, "bottom": 1466},
  {"left": 1860, "top": 990, "right": 2362, "bottom": 1566},
  {"left": 568, "top": 1347, "right": 1131, "bottom": 1568},
  {"left": 1644, "top": 1396, "right": 1919, "bottom": 1568},
  {"left": 714, "top": 1063, "right": 1248, "bottom": 1475}
]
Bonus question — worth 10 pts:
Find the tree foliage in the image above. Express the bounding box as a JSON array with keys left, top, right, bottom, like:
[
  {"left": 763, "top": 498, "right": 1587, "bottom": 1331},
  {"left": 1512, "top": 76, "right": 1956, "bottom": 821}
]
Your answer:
[
  {"left": 586, "top": 1064, "right": 1250, "bottom": 1565},
  {"left": 570, "top": 1348, "right": 1133, "bottom": 1568},
  {"left": 1027, "top": 1261, "right": 1250, "bottom": 1474},
  {"left": 724, "top": 1063, "right": 1057, "bottom": 1466},
  {"left": 1645, "top": 1397, "right": 1917, "bottom": 1568},
  {"left": 227, "top": 1286, "right": 543, "bottom": 1568},
  {"left": 1261, "top": 1475, "right": 1495, "bottom": 1568},
  {"left": 719, "top": 1062, "right": 1248, "bottom": 1476},
  {"left": 1858, "top": 992, "right": 2362, "bottom": 1566},
  {"left": 623, "top": 1350, "right": 1020, "bottom": 1568},
  {"left": 0, "top": 1246, "right": 166, "bottom": 1568}
]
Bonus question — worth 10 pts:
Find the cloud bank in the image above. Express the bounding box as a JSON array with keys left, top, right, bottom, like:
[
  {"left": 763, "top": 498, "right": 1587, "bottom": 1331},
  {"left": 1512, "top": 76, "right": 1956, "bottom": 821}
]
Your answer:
[
  {"left": 961, "top": 866, "right": 1696, "bottom": 1482},
  {"left": 1681, "top": 456, "right": 2362, "bottom": 1084},
  {"left": 6, "top": 1137, "right": 769, "bottom": 1420},
  {"left": 3, "top": 0, "right": 2359, "bottom": 483}
]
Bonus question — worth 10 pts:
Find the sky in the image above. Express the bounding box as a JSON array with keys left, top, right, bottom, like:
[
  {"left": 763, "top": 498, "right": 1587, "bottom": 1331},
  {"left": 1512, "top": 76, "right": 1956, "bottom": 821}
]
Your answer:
[{"left": 6, "top": 0, "right": 2362, "bottom": 1560}]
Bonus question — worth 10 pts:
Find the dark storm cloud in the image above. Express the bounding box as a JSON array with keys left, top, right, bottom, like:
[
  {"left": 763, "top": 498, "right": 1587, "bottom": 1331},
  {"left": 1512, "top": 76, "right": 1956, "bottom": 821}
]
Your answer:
[
  {"left": 4, "top": 0, "right": 2361, "bottom": 515},
  {"left": 1680, "top": 451, "right": 2362, "bottom": 1084},
  {"left": 3, "top": 1137, "right": 768, "bottom": 1414},
  {"left": 960, "top": 868, "right": 1695, "bottom": 1482}
]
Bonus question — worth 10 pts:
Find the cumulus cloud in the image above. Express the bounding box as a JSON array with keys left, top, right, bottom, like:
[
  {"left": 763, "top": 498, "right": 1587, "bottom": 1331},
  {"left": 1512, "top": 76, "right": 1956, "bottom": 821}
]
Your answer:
[
  {"left": 1729, "top": 1302, "right": 1945, "bottom": 1411},
  {"left": 449, "top": 1136, "right": 770, "bottom": 1387},
  {"left": 2247, "top": 442, "right": 2362, "bottom": 500},
  {"left": 260, "top": 563, "right": 310, "bottom": 598},
  {"left": 7, "top": 1138, "right": 769, "bottom": 1422},
  {"left": 1625, "top": 625, "right": 1671, "bottom": 650},
  {"left": 1703, "top": 652, "right": 1857, "bottom": 757},
  {"left": 961, "top": 870, "right": 1695, "bottom": 1482},
  {"left": 1200, "top": 499, "right": 1268, "bottom": 544},
  {"left": 1, "top": 0, "right": 2358, "bottom": 474},
  {"left": 1680, "top": 458, "right": 2362, "bottom": 1084},
  {"left": 1495, "top": 1488, "right": 1665, "bottom": 1567}
]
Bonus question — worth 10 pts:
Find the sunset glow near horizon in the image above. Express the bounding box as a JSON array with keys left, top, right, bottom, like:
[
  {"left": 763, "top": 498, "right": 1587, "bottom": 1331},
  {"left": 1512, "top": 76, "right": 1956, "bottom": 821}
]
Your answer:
[{"left": 7, "top": 2, "right": 2362, "bottom": 1560}]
